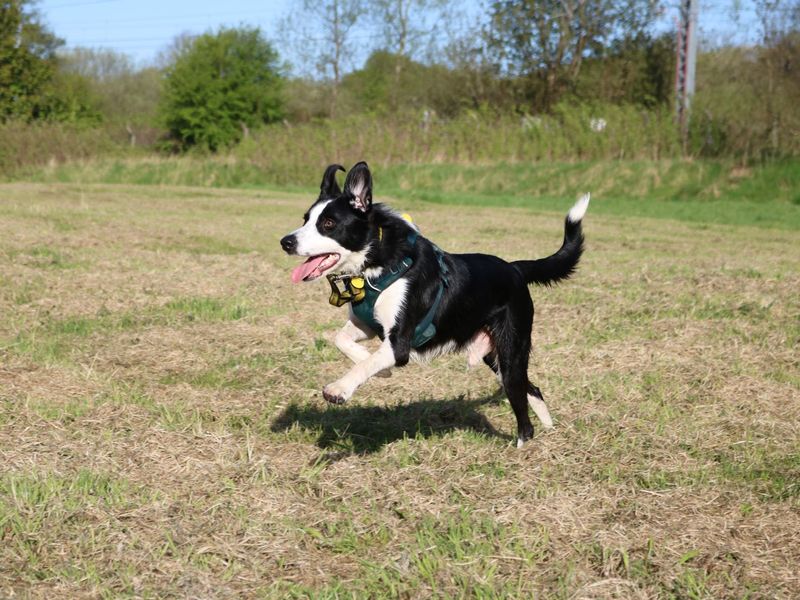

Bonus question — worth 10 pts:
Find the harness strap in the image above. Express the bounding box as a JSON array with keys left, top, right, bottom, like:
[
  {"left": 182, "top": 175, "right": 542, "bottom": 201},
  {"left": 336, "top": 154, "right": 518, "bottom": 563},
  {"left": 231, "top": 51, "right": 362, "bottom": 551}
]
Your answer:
[
  {"left": 346, "top": 230, "right": 449, "bottom": 349},
  {"left": 367, "top": 230, "right": 418, "bottom": 292},
  {"left": 411, "top": 277, "right": 444, "bottom": 347},
  {"left": 411, "top": 244, "right": 449, "bottom": 348}
]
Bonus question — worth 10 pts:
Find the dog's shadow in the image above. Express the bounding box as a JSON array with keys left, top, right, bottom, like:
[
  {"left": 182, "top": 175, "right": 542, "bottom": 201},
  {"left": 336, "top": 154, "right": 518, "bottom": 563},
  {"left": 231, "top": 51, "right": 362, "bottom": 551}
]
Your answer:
[{"left": 270, "top": 392, "right": 511, "bottom": 456}]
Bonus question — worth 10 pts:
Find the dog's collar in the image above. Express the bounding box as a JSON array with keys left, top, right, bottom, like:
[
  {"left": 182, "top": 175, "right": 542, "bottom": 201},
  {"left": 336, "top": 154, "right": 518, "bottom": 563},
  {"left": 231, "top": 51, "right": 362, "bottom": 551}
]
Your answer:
[
  {"left": 327, "top": 230, "right": 418, "bottom": 307},
  {"left": 327, "top": 214, "right": 413, "bottom": 297},
  {"left": 377, "top": 211, "right": 414, "bottom": 242}
]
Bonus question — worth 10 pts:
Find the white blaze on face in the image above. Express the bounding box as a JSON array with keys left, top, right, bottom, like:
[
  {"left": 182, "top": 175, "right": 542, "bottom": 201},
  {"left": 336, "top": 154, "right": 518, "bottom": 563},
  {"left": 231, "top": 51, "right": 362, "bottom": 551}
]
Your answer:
[
  {"left": 287, "top": 200, "right": 372, "bottom": 282},
  {"left": 291, "top": 201, "right": 344, "bottom": 257},
  {"left": 287, "top": 200, "right": 347, "bottom": 283}
]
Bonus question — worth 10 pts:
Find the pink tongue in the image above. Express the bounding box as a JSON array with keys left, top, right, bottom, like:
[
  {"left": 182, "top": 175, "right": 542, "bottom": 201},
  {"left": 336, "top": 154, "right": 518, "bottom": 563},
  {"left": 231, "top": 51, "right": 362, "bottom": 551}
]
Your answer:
[{"left": 291, "top": 255, "right": 329, "bottom": 283}]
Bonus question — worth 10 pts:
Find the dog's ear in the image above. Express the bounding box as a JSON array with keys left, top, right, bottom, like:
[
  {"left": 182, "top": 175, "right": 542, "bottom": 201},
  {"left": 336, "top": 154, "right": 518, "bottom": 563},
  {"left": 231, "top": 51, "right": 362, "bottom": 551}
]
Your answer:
[
  {"left": 344, "top": 161, "right": 372, "bottom": 213},
  {"left": 319, "top": 164, "right": 345, "bottom": 198}
]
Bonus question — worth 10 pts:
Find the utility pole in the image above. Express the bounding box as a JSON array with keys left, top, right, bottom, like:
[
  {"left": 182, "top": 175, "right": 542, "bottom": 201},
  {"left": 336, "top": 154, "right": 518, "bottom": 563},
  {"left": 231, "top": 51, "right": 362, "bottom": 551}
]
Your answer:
[{"left": 675, "top": 0, "right": 699, "bottom": 149}]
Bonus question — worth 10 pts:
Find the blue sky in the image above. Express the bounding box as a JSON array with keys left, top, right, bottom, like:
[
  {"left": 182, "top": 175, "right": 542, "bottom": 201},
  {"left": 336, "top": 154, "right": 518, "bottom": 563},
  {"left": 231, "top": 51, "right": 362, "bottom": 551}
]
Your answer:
[
  {"left": 39, "top": 0, "right": 295, "bottom": 66},
  {"left": 37, "top": 0, "right": 762, "bottom": 69}
]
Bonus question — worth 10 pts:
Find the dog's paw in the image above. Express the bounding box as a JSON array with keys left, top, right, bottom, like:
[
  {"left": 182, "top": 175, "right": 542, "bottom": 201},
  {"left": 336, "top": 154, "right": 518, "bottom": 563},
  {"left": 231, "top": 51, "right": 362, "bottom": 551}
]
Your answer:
[{"left": 322, "top": 382, "right": 350, "bottom": 405}]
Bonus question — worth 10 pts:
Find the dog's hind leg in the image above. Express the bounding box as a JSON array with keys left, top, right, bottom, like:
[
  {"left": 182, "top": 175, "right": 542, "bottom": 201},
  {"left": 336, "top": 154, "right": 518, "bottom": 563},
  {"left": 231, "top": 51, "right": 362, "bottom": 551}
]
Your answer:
[
  {"left": 527, "top": 383, "right": 554, "bottom": 430},
  {"left": 482, "top": 352, "right": 503, "bottom": 386},
  {"left": 500, "top": 360, "right": 535, "bottom": 448},
  {"left": 494, "top": 295, "right": 537, "bottom": 447},
  {"left": 484, "top": 352, "right": 553, "bottom": 430},
  {"left": 334, "top": 320, "right": 391, "bottom": 377},
  {"left": 466, "top": 329, "right": 493, "bottom": 368}
]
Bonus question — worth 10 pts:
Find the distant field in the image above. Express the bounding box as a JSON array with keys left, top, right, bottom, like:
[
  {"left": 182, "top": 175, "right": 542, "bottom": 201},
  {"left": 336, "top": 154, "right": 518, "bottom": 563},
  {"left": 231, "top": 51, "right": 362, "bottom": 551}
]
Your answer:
[
  {"left": 1, "top": 182, "right": 798, "bottom": 598},
  {"left": 20, "top": 157, "right": 800, "bottom": 229}
]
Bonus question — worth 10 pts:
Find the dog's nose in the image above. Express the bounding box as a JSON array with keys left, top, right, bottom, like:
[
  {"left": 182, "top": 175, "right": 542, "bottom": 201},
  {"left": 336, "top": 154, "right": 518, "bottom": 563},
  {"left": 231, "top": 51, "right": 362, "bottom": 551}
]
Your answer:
[{"left": 280, "top": 234, "right": 297, "bottom": 254}]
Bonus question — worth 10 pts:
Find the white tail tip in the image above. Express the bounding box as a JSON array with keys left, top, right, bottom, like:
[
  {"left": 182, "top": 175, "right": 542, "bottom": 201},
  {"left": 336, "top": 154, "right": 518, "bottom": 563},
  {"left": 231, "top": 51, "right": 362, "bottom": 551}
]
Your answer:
[{"left": 568, "top": 193, "right": 591, "bottom": 223}]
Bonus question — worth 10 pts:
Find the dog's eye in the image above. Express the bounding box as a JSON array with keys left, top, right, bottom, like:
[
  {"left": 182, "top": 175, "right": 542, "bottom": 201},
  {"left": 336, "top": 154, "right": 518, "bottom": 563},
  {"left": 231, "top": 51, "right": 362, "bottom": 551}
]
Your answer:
[{"left": 321, "top": 217, "right": 336, "bottom": 231}]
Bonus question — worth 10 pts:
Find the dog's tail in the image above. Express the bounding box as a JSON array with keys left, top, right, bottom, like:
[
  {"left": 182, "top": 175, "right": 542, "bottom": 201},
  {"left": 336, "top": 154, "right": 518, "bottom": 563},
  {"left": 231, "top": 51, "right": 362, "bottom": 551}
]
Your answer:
[{"left": 513, "top": 193, "right": 590, "bottom": 286}]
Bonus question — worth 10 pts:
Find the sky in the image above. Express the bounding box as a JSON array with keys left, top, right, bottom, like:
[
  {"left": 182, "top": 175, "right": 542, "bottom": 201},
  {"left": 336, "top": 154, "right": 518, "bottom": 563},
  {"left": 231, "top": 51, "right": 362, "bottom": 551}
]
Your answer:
[
  {"left": 38, "top": 0, "right": 296, "bottom": 66},
  {"left": 36, "top": 0, "right": 765, "bottom": 70}
]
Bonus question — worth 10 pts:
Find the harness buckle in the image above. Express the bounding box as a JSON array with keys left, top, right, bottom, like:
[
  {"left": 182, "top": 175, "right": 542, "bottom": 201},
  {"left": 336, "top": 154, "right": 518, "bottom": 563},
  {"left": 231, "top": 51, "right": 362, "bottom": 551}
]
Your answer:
[{"left": 327, "top": 274, "right": 366, "bottom": 307}]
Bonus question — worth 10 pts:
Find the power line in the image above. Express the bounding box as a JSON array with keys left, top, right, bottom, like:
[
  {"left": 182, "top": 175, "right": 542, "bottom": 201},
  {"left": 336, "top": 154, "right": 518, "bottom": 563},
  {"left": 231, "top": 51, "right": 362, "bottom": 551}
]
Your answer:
[
  {"left": 53, "top": 0, "right": 778, "bottom": 64},
  {"left": 52, "top": 8, "right": 285, "bottom": 27},
  {"left": 47, "top": 0, "right": 124, "bottom": 9},
  {"left": 61, "top": 31, "right": 384, "bottom": 45}
]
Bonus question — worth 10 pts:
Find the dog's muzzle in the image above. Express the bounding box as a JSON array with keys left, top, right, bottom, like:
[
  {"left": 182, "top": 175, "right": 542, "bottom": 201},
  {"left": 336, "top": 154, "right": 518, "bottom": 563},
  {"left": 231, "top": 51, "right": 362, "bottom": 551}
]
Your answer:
[{"left": 280, "top": 234, "right": 297, "bottom": 254}]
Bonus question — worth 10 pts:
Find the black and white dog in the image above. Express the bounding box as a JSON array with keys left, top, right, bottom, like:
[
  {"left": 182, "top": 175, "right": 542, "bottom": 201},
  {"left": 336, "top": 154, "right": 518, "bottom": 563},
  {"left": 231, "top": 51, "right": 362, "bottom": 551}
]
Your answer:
[{"left": 280, "top": 162, "right": 589, "bottom": 446}]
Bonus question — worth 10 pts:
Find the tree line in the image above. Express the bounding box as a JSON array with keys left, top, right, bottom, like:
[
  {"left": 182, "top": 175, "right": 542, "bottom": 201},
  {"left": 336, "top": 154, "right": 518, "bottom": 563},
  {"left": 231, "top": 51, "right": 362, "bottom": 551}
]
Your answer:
[{"left": 1, "top": 0, "right": 798, "bottom": 156}]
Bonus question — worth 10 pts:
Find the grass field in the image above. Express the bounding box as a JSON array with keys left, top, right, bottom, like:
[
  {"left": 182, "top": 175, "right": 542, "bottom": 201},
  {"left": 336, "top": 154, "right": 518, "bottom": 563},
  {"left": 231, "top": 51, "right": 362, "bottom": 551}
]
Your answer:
[
  {"left": 1, "top": 181, "right": 799, "bottom": 598},
  {"left": 21, "top": 157, "right": 800, "bottom": 230}
]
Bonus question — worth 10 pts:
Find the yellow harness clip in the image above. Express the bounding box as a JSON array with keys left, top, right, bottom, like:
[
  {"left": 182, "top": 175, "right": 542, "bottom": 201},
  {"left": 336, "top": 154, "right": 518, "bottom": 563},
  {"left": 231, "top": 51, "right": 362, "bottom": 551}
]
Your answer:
[
  {"left": 350, "top": 277, "right": 365, "bottom": 293},
  {"left": 327, "top": 213, "right": 415, "bottom": 308},
  {"left": 327, "top": 274, "right": 366, "bottom": 307}
]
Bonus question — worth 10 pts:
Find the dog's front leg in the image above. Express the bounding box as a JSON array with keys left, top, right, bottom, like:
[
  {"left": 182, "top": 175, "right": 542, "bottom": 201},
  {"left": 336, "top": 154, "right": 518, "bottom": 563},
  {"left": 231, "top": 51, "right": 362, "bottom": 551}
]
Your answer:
[
  {"left": 322, "top": 339, "right": 396, "bottom": 404},
  {"left": 334, "top": 319, "right": 391, "bottom": 377},
  {"left": 325, "top": 278, "right": 410, "bottom": 404},
  {"left": 334, "top": 319, "right": 372, "bottom": 362}
]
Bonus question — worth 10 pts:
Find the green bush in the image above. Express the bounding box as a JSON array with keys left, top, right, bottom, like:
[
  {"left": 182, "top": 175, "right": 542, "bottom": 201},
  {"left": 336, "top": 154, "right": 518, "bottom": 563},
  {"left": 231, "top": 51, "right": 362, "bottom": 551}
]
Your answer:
[{"left": 160, "top": 26, "right": 284, "bottom": 151}]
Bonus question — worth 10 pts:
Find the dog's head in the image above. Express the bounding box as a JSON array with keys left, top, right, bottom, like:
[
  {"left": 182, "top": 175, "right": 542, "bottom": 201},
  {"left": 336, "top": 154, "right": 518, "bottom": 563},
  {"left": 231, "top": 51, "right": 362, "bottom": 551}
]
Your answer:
[{"left": 280, "top": 162, "right": 374, "bottom": 283}]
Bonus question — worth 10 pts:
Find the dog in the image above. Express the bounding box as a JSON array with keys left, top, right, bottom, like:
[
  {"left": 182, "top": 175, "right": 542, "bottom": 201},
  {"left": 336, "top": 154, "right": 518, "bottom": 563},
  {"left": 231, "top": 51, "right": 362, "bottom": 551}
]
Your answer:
[{"left": 280, "top": 162, "right": 589, "bottom": 446}]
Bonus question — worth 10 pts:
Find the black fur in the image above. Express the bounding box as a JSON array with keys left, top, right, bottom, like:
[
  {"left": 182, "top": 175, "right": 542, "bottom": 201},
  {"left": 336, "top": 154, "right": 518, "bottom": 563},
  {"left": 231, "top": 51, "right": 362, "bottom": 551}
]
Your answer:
[
  {"left": 281, "top": 162, "right": 588, "bottom": 445},
  {"left": 512, "top": 217, "right": 584, "bottom": 285},
  {"left": 319, "top": 164, "right": 345, "bottom": 198}
]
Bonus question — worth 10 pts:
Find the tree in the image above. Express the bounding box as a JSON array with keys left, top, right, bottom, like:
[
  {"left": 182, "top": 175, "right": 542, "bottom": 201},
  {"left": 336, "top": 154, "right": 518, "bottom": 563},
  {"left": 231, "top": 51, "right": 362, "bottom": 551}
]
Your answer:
[
  {"left": 367, "top": 0, "right": 450, "bottom": 109},
  {"left": 573, "top": 32, "right": 674, "bottom": 107},
  {"left": 160, "top": 27, "right": 284, "bottom": 151},
  {"left": 45, "top": 68, "right": 102, "bottom": 123},
  {"left": 281, "top": 0, "right": 365, "bottom": 117},
  {"left": 487, "top": 0, "right": 659, "bottom": 110},
  {"left": 60, "top": 48, "right": 162, "bottom": 126},
  {"left": 342, "top": 48, "right": 470, "bottom": 115},
  {"left": 752, "top": 0, "right": 800, "bottom": 154},
  {"left": 0, "top": 0, "right": 63, "bottom": 121},
  {"left": 440, "top": 10, "right": 512, "bottom": 112}
]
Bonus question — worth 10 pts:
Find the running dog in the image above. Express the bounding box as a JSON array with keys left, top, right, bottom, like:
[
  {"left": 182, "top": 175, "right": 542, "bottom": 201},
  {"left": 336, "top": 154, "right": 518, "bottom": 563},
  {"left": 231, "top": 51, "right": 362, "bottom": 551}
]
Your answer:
[{"left": 280, "top": 162, "right": 589, "bottom": 446}]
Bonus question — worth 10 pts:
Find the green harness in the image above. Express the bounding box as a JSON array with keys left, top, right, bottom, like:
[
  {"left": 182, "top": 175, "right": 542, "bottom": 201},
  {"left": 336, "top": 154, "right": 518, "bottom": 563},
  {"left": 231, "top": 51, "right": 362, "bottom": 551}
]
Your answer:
[{"left": 326, "top": 231, "right": 449, "bottom": 349}]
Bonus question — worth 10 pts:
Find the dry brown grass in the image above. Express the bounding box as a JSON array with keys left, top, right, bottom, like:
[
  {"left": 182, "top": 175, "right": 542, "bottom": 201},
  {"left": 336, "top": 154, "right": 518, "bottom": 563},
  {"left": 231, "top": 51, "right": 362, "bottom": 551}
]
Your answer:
[{"left": 0, "top": 182, "right": 798, "bottom": 598}]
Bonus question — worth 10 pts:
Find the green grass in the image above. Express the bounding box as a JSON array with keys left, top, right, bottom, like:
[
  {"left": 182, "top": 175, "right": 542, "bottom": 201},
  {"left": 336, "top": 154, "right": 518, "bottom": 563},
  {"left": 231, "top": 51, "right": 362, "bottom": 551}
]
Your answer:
[
  {"left": 0, "top": 470, "right": 151, "bottom": 583},
  {"left": 151, "top": 234, "right": 251, "bottom": 255},
  {"left": 5, "top": 296, "right": 249, "bottom": 364},
  {"left": 377, "top": 160, "right": 800, "bottom": 229},
  {"left": 22, "top": 157, "right": 800, "bottom": 229},
  {"left": 3, "top": 245, "right": 77, "bottom": 269},
  {"left": 0, "top": 181, "right": 797, "bottom": 598},
  {"left": 163, "top": 296, "right": 249, "bottom": 321}
]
